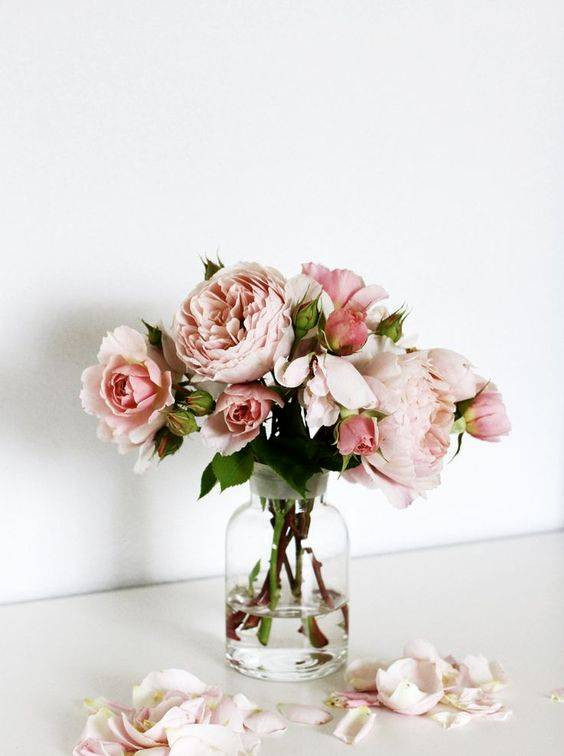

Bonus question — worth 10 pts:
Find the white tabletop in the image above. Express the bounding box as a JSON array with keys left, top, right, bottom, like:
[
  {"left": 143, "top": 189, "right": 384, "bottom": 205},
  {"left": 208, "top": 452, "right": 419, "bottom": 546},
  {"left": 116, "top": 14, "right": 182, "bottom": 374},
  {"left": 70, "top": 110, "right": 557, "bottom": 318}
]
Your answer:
[{"left": 2, "top": 531, "right": 563, "bottom": 755}]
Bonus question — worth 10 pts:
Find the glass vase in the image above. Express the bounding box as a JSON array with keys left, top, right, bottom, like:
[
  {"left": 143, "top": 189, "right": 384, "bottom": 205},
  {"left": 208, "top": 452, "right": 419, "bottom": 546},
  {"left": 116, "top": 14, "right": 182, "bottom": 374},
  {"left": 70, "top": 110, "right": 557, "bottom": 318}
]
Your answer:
[{"left": 225, "top": 463, "right": 349, "bottom": 681}]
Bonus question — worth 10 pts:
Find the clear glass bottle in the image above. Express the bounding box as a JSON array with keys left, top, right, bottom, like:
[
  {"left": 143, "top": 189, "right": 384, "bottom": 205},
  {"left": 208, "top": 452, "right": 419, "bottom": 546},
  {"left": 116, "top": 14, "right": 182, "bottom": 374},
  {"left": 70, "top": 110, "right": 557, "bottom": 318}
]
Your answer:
[{"left": 225, "top": 463, "right": 349, "bottom": 681}]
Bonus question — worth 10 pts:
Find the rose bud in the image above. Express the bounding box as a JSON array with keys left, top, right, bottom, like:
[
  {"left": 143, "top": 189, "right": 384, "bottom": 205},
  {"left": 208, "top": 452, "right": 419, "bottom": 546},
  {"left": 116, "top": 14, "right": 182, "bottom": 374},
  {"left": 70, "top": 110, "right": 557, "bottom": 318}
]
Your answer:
[
  {"left": 293, "top": 298, "right": 320, "bottom": 341},
  {"left": 337, "top": 414, "right": 379, "bottom": 456},
  {"left": 325, "top": 307, "right": 369, "bottom": 356},
  {"left": 180, "top": 388, "right": 215, "bottom": 416},
  {"left": 154, "top": 427, "right": 184, "bottom": 459},
  {"left": 462, "top": 388, "right": 511, "bottom": 442},
  {"left": 376, "top": 308, "right": 407, "bottom": 343},
  {"left": 166, "top": 408, "right": 199, "bottom": 437}
]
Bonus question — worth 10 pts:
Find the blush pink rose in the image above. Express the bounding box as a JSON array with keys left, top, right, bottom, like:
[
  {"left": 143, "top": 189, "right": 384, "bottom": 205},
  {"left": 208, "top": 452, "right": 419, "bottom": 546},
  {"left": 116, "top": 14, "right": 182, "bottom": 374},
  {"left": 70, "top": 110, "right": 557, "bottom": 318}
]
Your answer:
[
  {"left": 463, "top": 387, "right": 511, "bottom": 441},
  {"left": 325, "top": 307, "right": 369, "bottom": 356},
  {"left": 174, "top": 263, "right": 293, "bottom": 383},
  {"left": 302, "top": 262, "right": 388, "bottom": 332},
  {"left": 344, "top": 351, "right": 455, "bottom": 507},
  {"left": 201, "top": 383, "right": 284, "bottom": 455},
  {"left": 80, "top": 326, "right": 175, "bottom": 456},
  {"left": 425, "top": 348, "right": 481, "bottom": 402},
  {"left": 275, "top": 352, "right": 376, "bottom": 437},
  {"left": 338, "top": 415, "right": 379, "bottom": 456},
  {"left": 302, "top": 263, "right": 387, "bottom": 312}
]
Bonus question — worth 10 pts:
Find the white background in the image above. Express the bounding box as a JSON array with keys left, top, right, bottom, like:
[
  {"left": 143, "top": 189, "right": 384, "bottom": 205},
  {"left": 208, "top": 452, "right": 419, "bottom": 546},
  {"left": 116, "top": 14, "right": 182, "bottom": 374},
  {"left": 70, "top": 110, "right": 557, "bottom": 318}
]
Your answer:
[{"left": 1, "top": 0, "right": 563, "bottom": 604}]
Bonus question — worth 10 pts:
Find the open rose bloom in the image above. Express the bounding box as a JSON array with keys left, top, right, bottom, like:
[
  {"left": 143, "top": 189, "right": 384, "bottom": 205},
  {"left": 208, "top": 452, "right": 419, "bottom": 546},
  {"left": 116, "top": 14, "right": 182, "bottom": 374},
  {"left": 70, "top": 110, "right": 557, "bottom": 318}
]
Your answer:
[{"left": 81, "top": 257, "right": 509, "bottom": 503}]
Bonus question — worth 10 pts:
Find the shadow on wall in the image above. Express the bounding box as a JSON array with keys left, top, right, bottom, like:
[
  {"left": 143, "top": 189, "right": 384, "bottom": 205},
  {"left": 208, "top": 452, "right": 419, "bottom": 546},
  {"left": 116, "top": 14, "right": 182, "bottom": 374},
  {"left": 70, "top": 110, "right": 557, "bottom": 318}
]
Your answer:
[{"left": 5, "top": 302, "right": 162, "bottom": 590}]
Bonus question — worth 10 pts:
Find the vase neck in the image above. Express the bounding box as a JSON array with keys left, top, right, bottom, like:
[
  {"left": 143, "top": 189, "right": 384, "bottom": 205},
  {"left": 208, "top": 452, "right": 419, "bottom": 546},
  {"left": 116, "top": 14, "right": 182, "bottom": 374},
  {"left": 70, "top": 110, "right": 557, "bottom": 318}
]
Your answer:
[{"left": 249, "top": 463, "right": 328, "bottom": 503}]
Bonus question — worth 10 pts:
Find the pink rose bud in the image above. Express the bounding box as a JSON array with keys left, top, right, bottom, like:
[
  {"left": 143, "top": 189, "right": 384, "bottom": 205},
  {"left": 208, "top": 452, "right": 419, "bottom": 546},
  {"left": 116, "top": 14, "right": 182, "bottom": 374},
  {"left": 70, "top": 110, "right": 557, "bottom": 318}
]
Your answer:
[
  {"left": 463, "top": 388, "right": 511, "bottom": 441},
  {"left": 177, "top": 388, "right": 216, "bottom": 416},
  {"left": 325, "top": 307, "right": 369, "bottom": 356},
  {"left": 166, "top": 408, "right": 199, "bottom": 436},
  {"left": 337, "top": 414, "right": 379, "bottom": 456},
  {"left": 293, "top": 298, "right": 320, "bottom": 340}
]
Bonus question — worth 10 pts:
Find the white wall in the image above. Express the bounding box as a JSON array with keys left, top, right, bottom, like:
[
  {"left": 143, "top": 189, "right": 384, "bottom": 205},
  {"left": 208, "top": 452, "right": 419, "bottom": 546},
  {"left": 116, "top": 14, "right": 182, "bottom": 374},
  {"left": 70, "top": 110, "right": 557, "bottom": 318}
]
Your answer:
[{"left": 1, "top": 0, "right": 563, "bottom": 604}]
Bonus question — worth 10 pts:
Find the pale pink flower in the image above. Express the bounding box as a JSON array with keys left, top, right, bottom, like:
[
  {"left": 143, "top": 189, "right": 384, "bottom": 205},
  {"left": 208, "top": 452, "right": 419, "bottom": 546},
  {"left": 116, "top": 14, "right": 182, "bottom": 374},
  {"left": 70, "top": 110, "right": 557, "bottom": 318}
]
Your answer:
[
  {"left": 80, "top": 325, "right": 175, "bottom": 460},
  {"left": 425, "top": 348, "right": 481, "bottom": 402},
  {"left": 174, "top": 263, "right": 293, "bottom": 383},
  {"left": 463, "top": 388, "right": 511, "bottom": 441},
  {"left": 302, "top": 262, "right": 387, "bottom": 315},
  {"left": 344, "top": 351, "right": 455, "bottom": 507},
  {"left": 275, "top": 352, "right": 375, "bottom": 436},
  {"left": 376, "top": 658, "right": 444, "bottom": 715},
  {"left": 201, "top": 383, "right": 284, "bottom": 455},
  {"left": 325, "top": 307, "right": 369, "bottom": 356},
  {"left": 337, "top": 415, "right": 379, "bottom": 456}
]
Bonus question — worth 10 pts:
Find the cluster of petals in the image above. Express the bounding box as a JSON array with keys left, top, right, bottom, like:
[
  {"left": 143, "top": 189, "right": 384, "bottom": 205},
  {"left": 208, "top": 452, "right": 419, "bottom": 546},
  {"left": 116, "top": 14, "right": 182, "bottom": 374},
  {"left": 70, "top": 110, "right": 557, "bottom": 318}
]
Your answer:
[
  {"left": 74, "top": 668, "right": 334, "bottom": 756},
  {"left": 326, "top": 639, "right": 511, "bottom": 744}
]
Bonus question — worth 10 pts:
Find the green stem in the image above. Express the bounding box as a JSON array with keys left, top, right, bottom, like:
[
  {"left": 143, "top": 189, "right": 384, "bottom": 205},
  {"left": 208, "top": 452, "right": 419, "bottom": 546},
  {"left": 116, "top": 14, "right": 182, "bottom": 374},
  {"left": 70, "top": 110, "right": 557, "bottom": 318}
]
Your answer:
[{"left": 257, "top": 499, "right": 286, "bottom": 646}]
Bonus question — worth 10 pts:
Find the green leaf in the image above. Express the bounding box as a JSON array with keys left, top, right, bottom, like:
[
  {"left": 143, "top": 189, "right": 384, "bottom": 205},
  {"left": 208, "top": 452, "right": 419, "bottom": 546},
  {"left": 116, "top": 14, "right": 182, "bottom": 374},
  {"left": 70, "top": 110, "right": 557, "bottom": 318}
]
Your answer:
[
  {"left": 248, "top": 559, "right": 261, "bottom": 593},
  {"left": 449, "top": 432, "right": 464, "bottom": 462},
  {"left": 142, "top": 320, "right": 162, "bottom": 348},
  {"left": 212, "top": 448, "right": 254, "bottom": 492},
  {"left": 198, "top": 461, "right": 218, "bottom": 499},
  {"left": 250, "top": 435, "right": 320, "bottom": 497}
]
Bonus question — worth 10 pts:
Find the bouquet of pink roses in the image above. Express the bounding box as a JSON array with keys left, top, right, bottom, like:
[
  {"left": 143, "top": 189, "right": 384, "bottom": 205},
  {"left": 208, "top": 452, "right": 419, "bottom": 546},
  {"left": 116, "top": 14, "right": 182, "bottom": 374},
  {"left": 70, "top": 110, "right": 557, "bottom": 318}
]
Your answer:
[{"left": 81, "top": 258, "right": 510, "bottom": 507}]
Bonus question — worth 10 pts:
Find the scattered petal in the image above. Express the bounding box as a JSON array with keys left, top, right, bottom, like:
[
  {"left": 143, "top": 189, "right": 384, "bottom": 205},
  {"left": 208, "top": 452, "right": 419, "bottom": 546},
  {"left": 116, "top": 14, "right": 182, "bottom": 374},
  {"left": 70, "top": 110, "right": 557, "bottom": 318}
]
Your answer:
[
  {"left": 244, "top": 709, "right": 288, "bottom": 735},
  {"left": 333, "top": 707, "right": 377, "bottom": 745},
  {"left": 551, "top": 688, "right": 564, "bottom": 703},
  {"left": 133, "top": 669, "right": 208, "bottom": 707},
  {"left": 345, "top": 658, "right": 384, "bottom": 691},
  {"left": 277, "top": 703, "right": 333, "bottom": 725},
  {"left": 443, "top": 688, "right": 504, "bottom": 715},
  {"left": 403, "top": 639, "right": 440, "bottom": 661},
  {"left": 456, "top": 655, "right": 508, "bottom": 692},
  {"left": 326, "top": 691, "right": 381, "bottom": 709},
  {"left": 377, "top": 659, "right": 444, "bottom": 715},
  {"left": 430, "top": 710, "right": 474, "bottom": 729}
]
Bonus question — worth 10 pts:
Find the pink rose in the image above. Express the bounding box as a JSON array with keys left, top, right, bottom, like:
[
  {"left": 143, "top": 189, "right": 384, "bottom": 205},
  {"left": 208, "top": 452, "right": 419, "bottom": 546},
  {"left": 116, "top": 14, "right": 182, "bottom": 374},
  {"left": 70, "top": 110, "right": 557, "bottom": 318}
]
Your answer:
[
  {"left": 344, "top": 352, "right": 455, "bottom": 507},
  {"left": 302, "top": 263, "right": 387, "bottom": 312},
  {"left": 174, "top": 263, "right": 293, "bottom": 383},
  {"left": 80, "top": 326, "right": 175, "bottom": 457},
  {"left": 463, "top": 388, "right": 511, "bottom": 441},
  {"left": 325, "top": 307, "right": 369, "bottom": 356},
  {"left": 275, "top": 352, "right": 376, "bottom": 437},
  {"left": 337, "top": 415, "right": 379, "bottom": 456},
  {"left": 201, "top": 383, "right": 284, "bottom": 455},
  {"left": 426, "top": 348, "right": 481, "bottom": 402}
]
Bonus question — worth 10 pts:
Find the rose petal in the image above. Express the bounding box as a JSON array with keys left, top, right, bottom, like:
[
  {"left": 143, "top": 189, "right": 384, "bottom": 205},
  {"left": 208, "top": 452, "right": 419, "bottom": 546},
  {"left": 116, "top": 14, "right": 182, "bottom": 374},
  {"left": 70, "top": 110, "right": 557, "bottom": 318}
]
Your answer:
[
  {"left": 345, "top": 658, "right": 384, "bottom": 691},
  {"left": 277, "top": 703, "right": 333, "bottom": 725},
  {"left": 333, "top": 707, "right": 377, "bottom": 745},
  {"left": 244, "top": 709, "right": 288, "bottom": 735},
  {"left": 133, "top": 670, "right": 208, "bottom": 708},
  {"left": 326, "top": 691, "right": 381, "bottom": 709},
  {"left": 430, "top": 710, "right": 475, "bottom": 729},
  {"left": 403, "top": 639, "right": 440, "bottom": 662}
]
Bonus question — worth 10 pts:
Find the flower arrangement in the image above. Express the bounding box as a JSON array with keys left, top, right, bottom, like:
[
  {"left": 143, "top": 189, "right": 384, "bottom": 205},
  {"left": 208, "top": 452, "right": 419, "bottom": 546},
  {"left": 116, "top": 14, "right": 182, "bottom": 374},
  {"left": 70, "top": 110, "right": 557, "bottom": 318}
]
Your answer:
[{"left": 81, "top": 258, "right": 510, "bottom": 504}]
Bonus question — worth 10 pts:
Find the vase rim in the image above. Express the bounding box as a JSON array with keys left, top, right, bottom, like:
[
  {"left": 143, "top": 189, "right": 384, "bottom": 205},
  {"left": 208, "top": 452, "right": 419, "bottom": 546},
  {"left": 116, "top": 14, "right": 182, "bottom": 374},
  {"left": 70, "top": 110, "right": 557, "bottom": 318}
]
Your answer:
[{"left": 250, "top": 462, "right": 329, "bottom": 499}]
